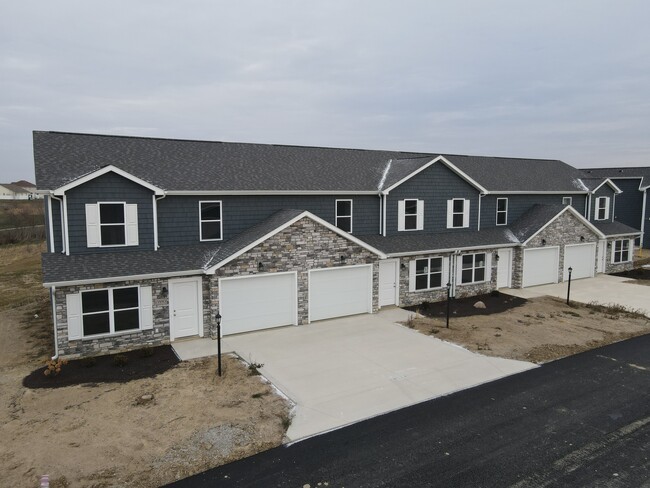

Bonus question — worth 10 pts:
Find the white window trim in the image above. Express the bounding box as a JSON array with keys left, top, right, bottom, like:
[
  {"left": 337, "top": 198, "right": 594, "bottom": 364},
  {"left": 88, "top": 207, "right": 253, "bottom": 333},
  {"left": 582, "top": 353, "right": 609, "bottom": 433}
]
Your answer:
[
  {"left": 335, "top": 199, "right": 353, "bottom": 233},
  {"left": 496, "top": 198, "right": 508, "bottom": 226},
  {"left": 97, "top": 201, "right": 128, "bottom": 248},
  {"left": 411, "top": 257, "right": 447, "bottom": 291},
  {"left": 80, "top": 285, "right": 141, "bottom": 338},
  {"left": 562, "top": 196, "right": 572, "bottom": 205},
  {"left": 595, "top": 196, "right": 610, "bottom": 221},
  {"left": 199, "top": 200, "right": 223, "bottom": 242},
  {"left": 458, "top": 252, "right": 490, "bottom": 285},
  {"left": 398, "top": 199, "right": 424, "bottom": 232},
  {"left": 611, "top": 239, "right": 632, "bottom": 263},
  {"left": 447, "top": 198, "right": 470, "bottom": 229}
]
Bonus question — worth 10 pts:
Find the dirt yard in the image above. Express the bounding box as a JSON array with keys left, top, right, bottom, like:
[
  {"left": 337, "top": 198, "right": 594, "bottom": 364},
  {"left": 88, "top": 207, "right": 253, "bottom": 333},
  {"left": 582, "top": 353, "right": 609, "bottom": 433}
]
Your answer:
[
  {"left": 405, "top": 294, "right": 650, "bottom": 363},
  {"left": 0, "top": 244, "right": 291, "bottom": 487}
]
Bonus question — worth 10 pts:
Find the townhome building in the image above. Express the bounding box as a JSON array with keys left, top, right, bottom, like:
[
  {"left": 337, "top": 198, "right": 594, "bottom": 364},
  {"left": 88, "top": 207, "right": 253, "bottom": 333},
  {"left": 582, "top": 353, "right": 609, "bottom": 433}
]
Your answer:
[{"left": 33, "top": 131, "right": 641, "bottom": 359}]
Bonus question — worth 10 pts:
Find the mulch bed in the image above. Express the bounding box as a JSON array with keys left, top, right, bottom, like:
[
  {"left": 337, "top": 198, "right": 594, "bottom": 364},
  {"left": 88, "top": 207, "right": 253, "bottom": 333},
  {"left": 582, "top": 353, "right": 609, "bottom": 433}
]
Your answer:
[
  {"left": 613, "top": 267, "right": 650, "bottom": 281},
  {"left": 404, "top": 292, "right": 528, "bottom": 319},
  {"left": 23, "top": 345, "right": 179, "bottom": 389}
]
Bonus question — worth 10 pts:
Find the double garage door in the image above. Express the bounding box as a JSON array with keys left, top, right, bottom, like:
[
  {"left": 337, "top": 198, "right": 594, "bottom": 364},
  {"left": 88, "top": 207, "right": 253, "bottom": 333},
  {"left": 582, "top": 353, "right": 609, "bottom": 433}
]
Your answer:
[
  {"left": 522, "top": 243, "right": 596, "bottom": 287},
  {"left": 219, "top": 265, "right": 372, "bottom": 335}
]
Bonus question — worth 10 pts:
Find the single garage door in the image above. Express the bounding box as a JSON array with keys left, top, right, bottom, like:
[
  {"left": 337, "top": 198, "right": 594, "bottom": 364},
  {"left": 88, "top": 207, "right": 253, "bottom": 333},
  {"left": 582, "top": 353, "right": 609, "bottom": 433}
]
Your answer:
[
  {"left": 563, "top": 243, "right": 596, "bottom": 281},
  {"left": 309, "top": 265, "right": 372, "bottom": 322},
  {"left": 523, "top": 247, "right": 559, "bottom": 287},
  {"left": 219, "top": 272, "right": 297, "bottom": 335}
]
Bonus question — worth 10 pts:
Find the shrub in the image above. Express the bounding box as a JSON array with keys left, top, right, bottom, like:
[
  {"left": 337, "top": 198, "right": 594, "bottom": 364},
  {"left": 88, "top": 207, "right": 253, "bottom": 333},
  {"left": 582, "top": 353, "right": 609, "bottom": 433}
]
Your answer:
[
  {"left": 139, "top": 346, "right": 155, "bottom": 358},
  {"left": 248, "top": 361, "right": 264, "bottom": 376},
  {"left": 113, "top": 354, "right": 129, "bottom": 367},
  {"left": 81, "top": 357, "right": 96, "bottom": 368}
]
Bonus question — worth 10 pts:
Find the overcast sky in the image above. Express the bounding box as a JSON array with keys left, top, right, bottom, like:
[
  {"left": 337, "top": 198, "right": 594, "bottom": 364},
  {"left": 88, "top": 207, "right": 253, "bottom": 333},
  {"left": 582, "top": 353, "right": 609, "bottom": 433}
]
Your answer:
[{"left": 1, "top": 1, "right": 649, "bottom": 183}]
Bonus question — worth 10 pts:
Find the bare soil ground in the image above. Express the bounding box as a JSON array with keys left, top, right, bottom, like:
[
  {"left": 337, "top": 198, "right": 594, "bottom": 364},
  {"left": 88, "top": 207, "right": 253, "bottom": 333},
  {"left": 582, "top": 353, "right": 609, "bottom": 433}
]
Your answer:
[
  {"left": 0, "top": 244, "right": 291, "bottom": 487},
  {"left": 404, "top": 295, "right": 650, "bottom": 363}
]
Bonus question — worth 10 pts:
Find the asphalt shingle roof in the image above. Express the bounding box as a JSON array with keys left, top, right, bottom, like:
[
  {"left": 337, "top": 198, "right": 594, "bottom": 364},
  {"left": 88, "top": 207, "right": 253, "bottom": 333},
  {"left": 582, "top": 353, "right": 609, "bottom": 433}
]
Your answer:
[
  {"left": 509, "top": 204, "right": 569, "bottom": 243},
  {"left": 592, "top": 221, "right": 641, "bottom": 237},
  {"left": 582, "top": 167, "right": 650, "bottom": 189},
  {"left": 34, "top": 131, "right": 590, "bottom": 194}
]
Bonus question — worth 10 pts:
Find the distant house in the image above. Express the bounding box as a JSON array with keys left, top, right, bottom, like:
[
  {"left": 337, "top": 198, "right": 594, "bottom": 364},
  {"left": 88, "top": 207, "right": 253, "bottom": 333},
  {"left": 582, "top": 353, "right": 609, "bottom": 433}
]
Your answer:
[
  {"left": 0, "top": 183, "right": 32, "bottom": 200},
  {"left": 12, "top": 180, "right": 42, "bottom": 199}
]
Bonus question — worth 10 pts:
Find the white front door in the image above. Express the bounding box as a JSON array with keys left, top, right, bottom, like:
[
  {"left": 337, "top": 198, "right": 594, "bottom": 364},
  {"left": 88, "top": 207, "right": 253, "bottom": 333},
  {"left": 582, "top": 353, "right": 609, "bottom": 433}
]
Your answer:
[
  {"left": 496, "top": 248, "right": 512, "bottom": 288},
  {"left": 309, "top": 265, "right": 373, "bottom": 322},
  {"left": 379, "top": 259, "right": 399, "bottom": 306},
  {"left": 169, "top": 277, "right": 202, "bottom": 340},
  {"left": 564, "top": 243, "right": 596, "bottom": 281},
  {"left": 597, "top": 240, "right": 607, "bottom": 273}
]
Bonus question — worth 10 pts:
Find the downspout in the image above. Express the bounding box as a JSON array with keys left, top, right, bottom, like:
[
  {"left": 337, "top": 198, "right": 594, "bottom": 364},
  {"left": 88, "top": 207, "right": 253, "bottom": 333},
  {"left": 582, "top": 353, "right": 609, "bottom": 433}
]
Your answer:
[
  {"left": 46, "top": 194, "right": 54, "bottom": 253},
  {"left": 477, "top": 193, "right": 485, "bottom": 231},
  {"left": 611, "top": 193, "right": 616, "bottom": 223},
  {"left": 50, "top": 286, "right": 58, "bottom": 360},
  {"left": 382, "top": 191, "right": 388, "bottom": 237},
  {"left": 378, "top": 194, "right": 382, "bottom": 234},
  {"left": 586, "top": 193, "right": 592, "bottom": 221},
  {"left": 50, "top": 193, "right": 65, "bottom": 253},
  {"left": 641, "top": 189, "right": 647, "bottom": 248},
  {"left": 153, "top": 194, "right": 166, "bottom": 250},
  {"left": 62, "top": 194, "right": 70, "bottom": 255}
]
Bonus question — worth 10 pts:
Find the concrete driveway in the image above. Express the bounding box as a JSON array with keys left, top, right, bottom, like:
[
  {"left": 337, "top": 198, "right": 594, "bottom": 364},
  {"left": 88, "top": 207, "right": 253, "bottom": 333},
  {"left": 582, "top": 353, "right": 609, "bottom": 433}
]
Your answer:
[
  {"left": 504, "top": 274, "right": 650, "bottom": 317},
  {"left": 222, "top": 308, "right": 535, "bottom": 441}
]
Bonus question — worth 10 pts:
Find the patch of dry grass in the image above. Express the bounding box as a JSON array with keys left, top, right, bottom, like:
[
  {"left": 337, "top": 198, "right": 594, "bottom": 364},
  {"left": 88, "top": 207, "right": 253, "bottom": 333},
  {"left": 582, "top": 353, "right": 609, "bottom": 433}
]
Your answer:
[{"left": 0, "top": 243, "right": 48, "bottom": 310}]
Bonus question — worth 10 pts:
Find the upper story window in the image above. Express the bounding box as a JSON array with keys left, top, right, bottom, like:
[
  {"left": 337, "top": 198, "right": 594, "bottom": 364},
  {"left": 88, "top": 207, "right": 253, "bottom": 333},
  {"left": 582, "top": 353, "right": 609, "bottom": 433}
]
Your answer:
[
  {"left": 562, "top": 196, "right": 572, "bottom": 206},
  {"left": 81, "top": 286, "right": 140, "bottom": 337},
  {"left": 460, "top": 253, "right": 487, "bottom": 284},
  {"left": 612, "top": 239, "right": 631, "bottom": 263},
  {"left": 447, "top": 198, "right": 470, "bottom": 228},
  {"left": 595, "top": 196, "right": 610, "bottom": 220},
  {"left": 335, "top": 199, "right": 353, "bottom": 233},
  {"left": 199, "top": 201, "right": 222, "bottom": 241},
  {"left": 85, "top": 202, "right": 139, "bottom": 248},
  {"left": 413, "top": 257, "right": 443, "bottom": 290},
  {"left": 398, "top": 199, "right": 424, "bottom": 231},
  {"left": 496, "top": 198, "right": 508, "bottom": 226}
]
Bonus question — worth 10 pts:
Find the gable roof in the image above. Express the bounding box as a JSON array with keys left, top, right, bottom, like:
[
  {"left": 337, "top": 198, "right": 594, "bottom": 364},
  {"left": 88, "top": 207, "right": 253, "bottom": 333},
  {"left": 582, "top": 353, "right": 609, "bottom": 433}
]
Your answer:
[
  {"left": 0, "top": 183, "right": 31, "bottom": 194},
  {"left": 579, "top": 177, "right": 622, "bottom": 193},
  {"left": 34, "top": 131, "right": 591, "bottom": 195},
  {"left": 509, "top": 204, "right": 605, "bottom": 244},
  {"left": 582, "top": 167, "right": 650, "bottom": 190},
  {"left": 11, "top": 180, "right": 36, "bottom": 188},
  {"left": 591, "top": 221, "right": 641, "bottom": 237}
]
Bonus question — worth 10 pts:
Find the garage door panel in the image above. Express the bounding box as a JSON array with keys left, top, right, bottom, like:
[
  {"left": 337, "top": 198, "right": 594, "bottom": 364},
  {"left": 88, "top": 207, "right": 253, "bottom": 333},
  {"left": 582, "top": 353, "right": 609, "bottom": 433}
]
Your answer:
[
  {"left": 564, "top": 243, "right": 595, "bottom": 281},
  {"left": 220, "top": 273, "right": 296, "bottom": 335},
  {"left": 310, "top": 265, "right": 372, "bottom": 322},
  {"left": 523, "top": 247, "right": 559, "bottom": 287}
]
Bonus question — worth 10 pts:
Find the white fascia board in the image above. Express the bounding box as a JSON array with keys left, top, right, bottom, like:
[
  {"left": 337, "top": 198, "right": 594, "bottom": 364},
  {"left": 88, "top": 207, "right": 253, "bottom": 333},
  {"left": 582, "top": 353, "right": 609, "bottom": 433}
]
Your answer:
[
  {"left": 385, "top": 242, "right": 519, "bottom": 258},
  {"left": 522, "top": 205, "right": 606, "bottom": 245},
  {"left": 204, "top": 211, "right": 386, "bottom": 273},
  {"left": 601, "top": 232, "right": 642, "bottom": 238},
  {"left": 43, "top": 269, "right": 204, "bottom": 288},
  {"left": 383, "top": 155, "right": 489, "bottom": 194},
  {"left": 488, "top": 190, "right": 589, "bottom": 195},
  {"left": 165, "top": 190, "right": 379, "bottom": 195},
  {"left": 53, "top": 165, "right": 164, "bottom": 196},
  {"left": 590, "top": 178, "right": 622, "bottom": 194}
]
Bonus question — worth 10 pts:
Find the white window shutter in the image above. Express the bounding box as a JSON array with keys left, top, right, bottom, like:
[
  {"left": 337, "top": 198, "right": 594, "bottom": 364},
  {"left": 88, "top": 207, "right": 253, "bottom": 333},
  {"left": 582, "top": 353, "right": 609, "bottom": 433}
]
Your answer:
[
  {"left": 463, "top": 199, "right": 471, "bottom": 228},
  {"left": 456, "top": 255, "right": 464, "bottom": 285},
  {"left": 126, "top": 204, "right": 139, "bottom": 246},
  {"left": 140, "top": 286, "right": 153, "bottom": 330},
  {"left": 408, "top": 260, "right": 416, "bottom": 292},
  {"left": 604, "top": 198, "right": 610, "bottom": 220},
  {"left": 629, "top": 239, "right": 635, "bottom": 260},
  {"left": 85, "top": 204, "right": 99, "bottom": 248},
  {"left": 485, "top": 252, "right": 492, "bottom": 282},
  {"left": 416, "top": 200, "right": 424, "bottom": 231},
  {"left": 398, "top": 200, "right": 405, "bottom": 231},
  {"left": 442, "top": 257, "right": 450, "bottom": 286},
  {"left": 446, "top": 200, "right": 453, "bottom": 228},
  {"left": 66, "top": 293, "right": 82, "bottom": 340}
]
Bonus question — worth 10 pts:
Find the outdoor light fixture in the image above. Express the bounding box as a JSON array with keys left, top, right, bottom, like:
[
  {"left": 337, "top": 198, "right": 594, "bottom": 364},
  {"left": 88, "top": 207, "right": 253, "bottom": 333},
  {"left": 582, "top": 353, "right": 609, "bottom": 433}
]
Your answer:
[
  {"left": 495, "top": 253, "right": 500, "bottom": 262},
  {"left": 258, "top": 262, "right": 264, "bottom": 271},
  {"left": 541, "top": 239, "right": 547, "bottom": 246},
  {"left": 340, "top": 255, "right": 346, "bottom": 264},
  {"left": 580, "top": 236, "right": 585, "bottom": 242},
  {"left": 161, "top": 286, "right": 168, "bottom": 297}
]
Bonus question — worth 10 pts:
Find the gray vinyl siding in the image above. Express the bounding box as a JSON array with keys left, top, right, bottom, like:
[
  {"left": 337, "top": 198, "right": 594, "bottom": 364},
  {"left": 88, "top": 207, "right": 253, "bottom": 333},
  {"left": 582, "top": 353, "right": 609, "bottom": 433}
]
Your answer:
[
  {"left": 157, "top": 194, "right": 379, "bottom": 247},
  {"left": 590, "top": 185, "right": 616, "bottom": 223},
  {"left": 480, "top": 194, "right": 588, "bottom": 229},
  {"left": 610, "top": 179, "right": 643, "bottom": 231},
  {"left": 46, "top": 196, "right": 63, "bottom": 253},
  {"left": 65, "top": 173, "right": 154, "bottom": 254},
  {"left": 386, "top": 162, "right": 479, "bottom": 235}
]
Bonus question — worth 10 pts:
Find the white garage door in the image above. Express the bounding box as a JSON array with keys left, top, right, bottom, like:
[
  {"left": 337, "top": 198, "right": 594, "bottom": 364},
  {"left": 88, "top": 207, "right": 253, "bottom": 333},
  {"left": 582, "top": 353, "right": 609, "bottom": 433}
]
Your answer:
[
  {"left": 219, "top": 272, "right": 297, "bottom": 335},
  {"left": 523, "top": 247, "right": 559, "bottom": 287},
  {"left": 563, "top": 243, "right": 596, "bottom": 281},
  {"left": 309, "top": 265, "right": 372, "bottom": 322}
]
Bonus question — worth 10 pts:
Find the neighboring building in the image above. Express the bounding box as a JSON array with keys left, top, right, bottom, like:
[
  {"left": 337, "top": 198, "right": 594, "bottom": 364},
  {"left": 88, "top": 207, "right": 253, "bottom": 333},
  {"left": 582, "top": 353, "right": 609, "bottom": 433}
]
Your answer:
[
  {"left": 0, "top": 183, "right": 32, "bottom": 200},
  {"left": 11, "top": 179, "right": 43, "bottom": 199},
  {"left": 582, "top": 167, "right": 650, "bottom": 249},
  {"left": 33, "top": 131, "right": 641, "bottom": 359}
]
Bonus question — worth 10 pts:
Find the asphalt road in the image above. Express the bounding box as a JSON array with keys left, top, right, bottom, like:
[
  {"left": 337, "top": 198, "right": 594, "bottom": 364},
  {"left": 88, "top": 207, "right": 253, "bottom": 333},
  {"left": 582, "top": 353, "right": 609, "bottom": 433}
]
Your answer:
[{"left": 169, "top": 334, "right": 650, "bottom": 488}]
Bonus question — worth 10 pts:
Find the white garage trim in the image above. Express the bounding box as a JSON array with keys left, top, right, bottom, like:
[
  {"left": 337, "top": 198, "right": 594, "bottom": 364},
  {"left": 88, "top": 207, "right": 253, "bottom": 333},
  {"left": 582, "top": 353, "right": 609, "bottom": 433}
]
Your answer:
[
  {"left": 219, "top": 271, "right": 298, "bottom": 335},
  {"left": 308, "top": 264, "right": 372, "bottom": 322},
  {"left": 523, "top": 246, "right": 560, "bottom": 287},
  {"left": 563, "top": 243, "right": 596, "bottom": 281}
]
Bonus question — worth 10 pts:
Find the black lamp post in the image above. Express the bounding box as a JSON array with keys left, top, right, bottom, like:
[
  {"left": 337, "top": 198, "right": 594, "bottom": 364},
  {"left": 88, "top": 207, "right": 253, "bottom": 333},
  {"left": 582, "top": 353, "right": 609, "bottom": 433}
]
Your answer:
[
  {"left": 446, "top": 281, "right": 452, "bottom": 329},
  {"left": 566, "top": 267, "right": 573, "bottom": 305},
  {"left": 215, "top": 312, "right": 222, "bottom": 377}
]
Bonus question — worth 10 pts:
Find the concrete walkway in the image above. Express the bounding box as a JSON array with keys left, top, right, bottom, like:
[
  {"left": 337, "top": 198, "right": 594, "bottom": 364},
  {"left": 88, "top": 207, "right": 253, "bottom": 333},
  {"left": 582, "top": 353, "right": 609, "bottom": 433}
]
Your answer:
[
  {"left": 502, "top": 274, "right": 650, "bottom": 317},
  {"left": 215, "top": 308, "right": 535, "bottom": 441}
]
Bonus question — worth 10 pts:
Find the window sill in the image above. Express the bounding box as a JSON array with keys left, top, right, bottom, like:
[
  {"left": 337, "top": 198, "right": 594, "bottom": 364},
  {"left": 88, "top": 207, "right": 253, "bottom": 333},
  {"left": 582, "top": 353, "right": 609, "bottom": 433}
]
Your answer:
[
  {"left": 457, "top": 280, "right": 488, "bottom": 286},
  {"left": 199, "top": 238, "right": 223, "bottom": 242},
  {"left": 76, "top": 328, "right": 146, "bottom": 341}
]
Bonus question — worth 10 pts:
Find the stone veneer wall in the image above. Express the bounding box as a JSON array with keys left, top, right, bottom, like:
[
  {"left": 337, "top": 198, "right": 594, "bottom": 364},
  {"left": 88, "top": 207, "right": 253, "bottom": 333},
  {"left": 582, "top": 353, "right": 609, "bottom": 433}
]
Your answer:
[
  {"left": 511, "top": 211, "right": 600, "bottom": 288},
  {"left": 207, "top": 217, "right": 379, "bottom": 336},
  {"left": 604, "top": 237, "right": 636, "bottom": 274},
  {"left": 398, "top": 249, "right": 498, "bottom": 307},
  {"left": 53, "top": 274, "right": 205, "bottom": 359}
]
